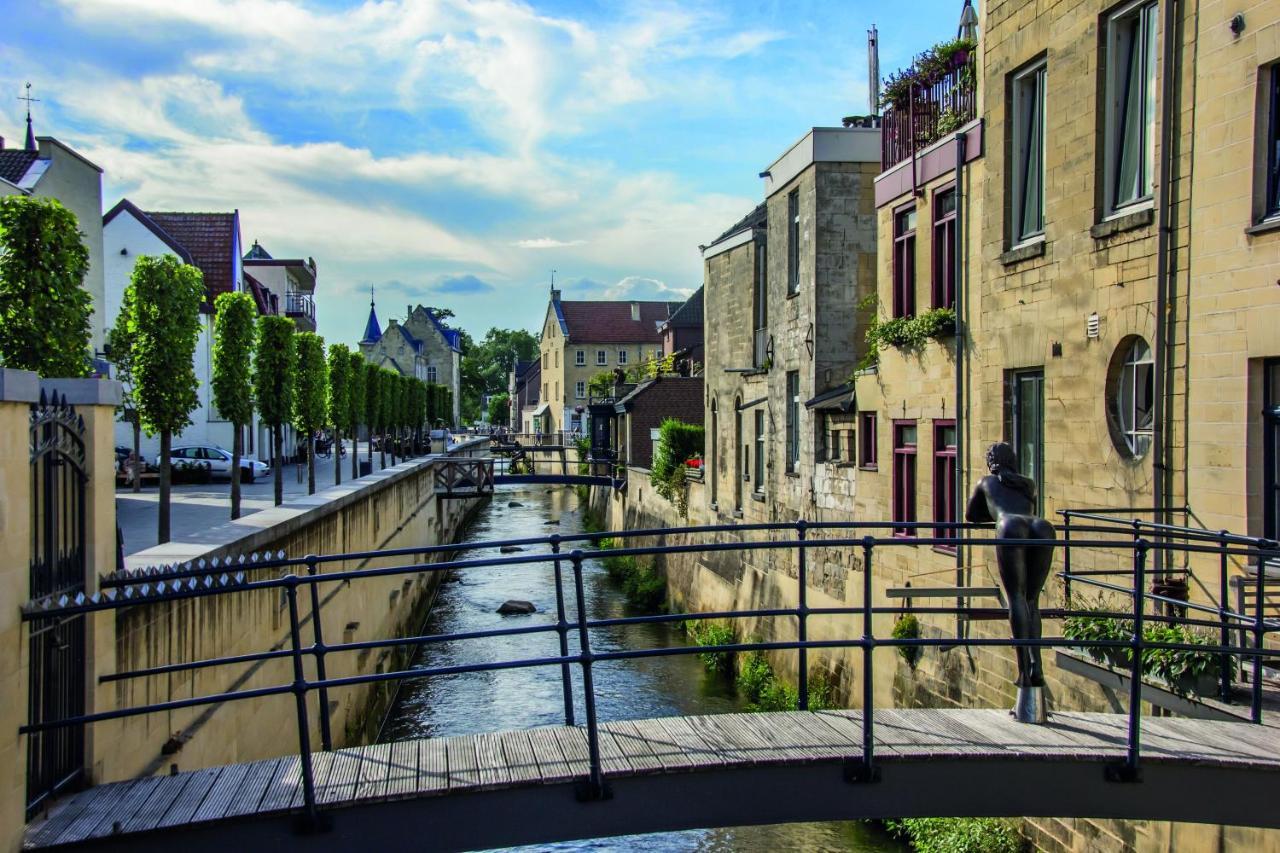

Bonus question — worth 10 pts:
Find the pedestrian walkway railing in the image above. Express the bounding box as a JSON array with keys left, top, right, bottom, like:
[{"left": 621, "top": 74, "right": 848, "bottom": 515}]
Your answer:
[{"left": 19, "top": 518, "right": 1280, "bottom": 826}]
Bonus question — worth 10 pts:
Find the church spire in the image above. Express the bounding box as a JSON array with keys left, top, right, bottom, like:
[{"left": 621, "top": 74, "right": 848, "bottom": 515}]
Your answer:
[
  {"left": 361, "top": 285, "right": 382, "bottom": 344},
  {"left": 20, "top": 83, "right": 39, "bottom": 151}
]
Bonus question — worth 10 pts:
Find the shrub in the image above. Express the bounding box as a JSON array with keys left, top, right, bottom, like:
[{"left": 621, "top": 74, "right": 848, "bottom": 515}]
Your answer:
[
  {"left": 687, "top": 621, "right": 736, "bottom": 675},
  {"left": 735, "top": 649, "right": 833, "bottom": 711},
  {"left": 650, "top": 418, "right": 705, "bottom": 517},
  {"left": 884, "top": 818, "right": 1022, "bottom": 853},
  {"left": 892, "top": 613, "right": 923, "bottom": 670},
  {"left": 859, "top": 307, "right": 956, "bottom": 372},
  {"left": 594, "top": 537, "right": 665, "bottom": 611}
]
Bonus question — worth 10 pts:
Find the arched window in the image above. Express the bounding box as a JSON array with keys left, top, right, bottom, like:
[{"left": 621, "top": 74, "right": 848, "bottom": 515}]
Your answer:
[
  {"left": 1106, "top": 336, "right": 1154, "bottom": 458},
  {"left": 710, "top": 400, "right": 719, "bottom": 507}
]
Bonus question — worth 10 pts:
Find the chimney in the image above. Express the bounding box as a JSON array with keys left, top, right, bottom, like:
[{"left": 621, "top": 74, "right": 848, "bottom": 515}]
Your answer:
[
  {"left": 630, "top": 302, "right": 640, "bottom": 322},
  {"left": 867, "top": 26, "right": 880, "bottom": 115}
]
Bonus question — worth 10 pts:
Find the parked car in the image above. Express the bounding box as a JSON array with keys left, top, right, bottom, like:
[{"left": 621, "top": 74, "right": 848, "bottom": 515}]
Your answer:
[{"left": 153, "top": 446, "right": 271, "bottom": 483}]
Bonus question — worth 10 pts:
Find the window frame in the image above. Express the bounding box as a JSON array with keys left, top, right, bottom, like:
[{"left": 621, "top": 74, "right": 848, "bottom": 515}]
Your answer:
[
  {"left": 575, "top": 349, "right": 586, "bottom": 366},
  {"left": 1103, "top": 0, "right": 1158, "bottom": 217},
  {"left": 787, "top": 189, "right": 801, "bottom": 295},
  {"left": 892, "top": 420, "right": 918, "bottom": 537},
  {"left": 785, "top": 371, "right": 800, "bottom": 473},
  {"left": 575, "top": 380, "right": 586, "bottom": 399},
  {"left": 933, "top": 420, "right": 958, "bottom": 549},
  {"left": 1109, "top": 337, "right": 1154, "bottom": 458},
  {"left": 932, "top": 186, "right": 957, "bottom": 310},
  {"left": 754, "top": 409, "right": 766, "bottom": 493},
  {"left": 893, "top": 204, "right": 917, "bottom": 318},
  {"left": 1010, "top": 58, "right": 1047, "bottom": 245},
  {"left": 1264, "top": 64, "right": 1280, "bottom": 222},
  {"left": 1004, "top": 368, "right": 1046, "bottom": 514},
  {"left": 858, "top": 411, "right": 878, "bottom": 470},
  {"left": 596, "top": 350, "right": 607, "bottom": 366},
  {"left": 1264, "top": 359, "right": 1280, "bottom": 542},
  {"left": 427, "top": 365, "right": 437, "bottom": 384},
  {"left": 754, "top": 235, "right": 769, "bottom": 367},
  {"left": 618, "top": 350, "right": 628, "bottom": 365}
]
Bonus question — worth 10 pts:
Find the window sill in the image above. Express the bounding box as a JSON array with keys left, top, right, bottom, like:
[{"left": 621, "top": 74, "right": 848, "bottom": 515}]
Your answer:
[
  {"left": 785, "top": 471, "right": 800, "bottom": 479},
  {"left": 751, "top": 493, "right": 767, "bottom": 503},
  {"left": 859, "top": 463, "right": 878, "bottom": 472},
  {"left": 786, "top": 290, "right": 801, "bottom": 300},
  {"left": 1246, "top": 217, "right": 1280, "bottom": 237},
  {"left": 733, "top": 509, "right": 744, "bottom": 519},
  {"left": 933, "top": 544, "right": 958, "bottom": 556},
  {"left": 999, "top": 238, "right": 1045, "bottom": 266},
  {"left": 1091, "top": 206, "right": 1154, "bottom": 239}
]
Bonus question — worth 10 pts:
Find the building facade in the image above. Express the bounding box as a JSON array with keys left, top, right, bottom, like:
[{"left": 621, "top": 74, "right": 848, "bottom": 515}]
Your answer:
[{"left": 358, "top": 300, "right": 463, "bottom": 425}]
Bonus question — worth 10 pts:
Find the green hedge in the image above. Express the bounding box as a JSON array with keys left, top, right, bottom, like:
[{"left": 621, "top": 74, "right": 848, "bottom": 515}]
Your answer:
[
  {"left": 650, "top": 418, "right": 704, "bottom": 516},
  {"left": 883, "top": 818, "right": 1022, "bottom": 853}
]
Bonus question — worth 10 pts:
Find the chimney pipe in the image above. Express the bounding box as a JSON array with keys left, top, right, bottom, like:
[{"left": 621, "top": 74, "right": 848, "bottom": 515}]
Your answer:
[{"left": 868, "top": 25, "right": 880, "bottom": 115}]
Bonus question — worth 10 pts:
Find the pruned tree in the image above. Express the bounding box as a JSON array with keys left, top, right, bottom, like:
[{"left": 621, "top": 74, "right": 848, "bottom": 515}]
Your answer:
[
  {"left": 255, "top": 315, "right": 296, "bottom": 506},
  {"left": 0, "top": 195, "right": 92, "bottom": 376},
  {"left": 212, "top": 291, "right": 257, "bottom": 519},
  {"left": 348, "top": 351, "right": 366, "bottom": 480},
  {"left": 382, "top": 368, "right": 400, "bottom": 466},
  {"left": 327, "top": 343, "right": 351, "bottom": 487},
  {"left": 293, "top": 331, "right": 328, "bottom": 495},
  {"left": 129, "top": 255, "right": 204, "bottom": 544},
  {"left": 364, "top": 362, "right": 382, "bottom": 470},
  {"left": 107, "top": 285, "right": 142, "bottom": 492}
]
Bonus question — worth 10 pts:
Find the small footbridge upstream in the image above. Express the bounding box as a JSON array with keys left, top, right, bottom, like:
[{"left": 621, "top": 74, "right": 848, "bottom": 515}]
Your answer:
[{"left": 19, "top": 517, "right": 1280, "bottom": 851}]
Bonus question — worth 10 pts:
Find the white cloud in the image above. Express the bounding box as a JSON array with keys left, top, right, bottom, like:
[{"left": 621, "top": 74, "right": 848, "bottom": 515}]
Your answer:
[
  {"left": 513, "top": 238, "right": 586, "bottom": 249},
  {"left": 601, "top": 276, "right": 695, "bottom": 301}
]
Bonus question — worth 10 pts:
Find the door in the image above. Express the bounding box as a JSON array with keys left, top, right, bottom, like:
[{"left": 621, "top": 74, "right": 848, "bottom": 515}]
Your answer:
[
  {"left": 1265, "top": 360, "right": 1280, "bottom": 542},
  {"left": 1005, "top": 369, "right": 1045, "bottom": 512}
]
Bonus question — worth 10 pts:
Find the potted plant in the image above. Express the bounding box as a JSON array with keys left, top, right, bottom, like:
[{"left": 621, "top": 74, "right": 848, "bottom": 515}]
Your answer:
[{"left": 892, "top": 613, "right": 923, "bottom": 670}]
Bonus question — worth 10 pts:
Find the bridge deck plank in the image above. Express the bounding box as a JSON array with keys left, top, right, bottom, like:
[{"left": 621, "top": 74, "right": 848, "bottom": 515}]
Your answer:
[
  {"left": 154, "top": 766, "right": 221, "bottom": 829},
  {"left": 602, "top": 720, "right": 665, "bottom": 774},
  {"left": 475, "top": 732, "right": 514, "bottom": 788},
  {"left": 496, "top": 730, "right": 543, "bottom": 784},
  {"left": 121, "top": 771, "right": 194, "bottom": 833},
  {"left": 222, "top": 757, "right": 283, "bottom": 818},
  {"left": 37, "top": 779, "right": 145, "bottom": 846},
  {"left": 417, "top": 737, "right": 449, "bottom": 794},
  {"left": 549, "top": 726, "right": 592, "bottom": 777},
  {"left": 352, "top": 742, "right": 394, "bottom": 802},
  {"left": 83, "top": 774, "right": 166, "bottom": 840},
  {"left": 708, "top": 713, "right": 788, "bottom": 763},
  {"left": 445, "top": 734, "right": 481, "bottom": 789},
  {"left": 187, "top": 761, "right": 251, "bottom": 823},
  {"left": 382, "top": 740, "right": 420, "bottom": 798},
  {"left": 527, "top": 726, "right": 575, "bottom": 782},
  {"left": 631, "top": 718, "right": 697, "bottom": 771}
]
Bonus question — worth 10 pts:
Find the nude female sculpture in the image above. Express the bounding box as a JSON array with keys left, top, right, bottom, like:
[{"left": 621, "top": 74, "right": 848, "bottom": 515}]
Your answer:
[{"left": 965, "top": 442, "right": 1055, "bottom": 720}]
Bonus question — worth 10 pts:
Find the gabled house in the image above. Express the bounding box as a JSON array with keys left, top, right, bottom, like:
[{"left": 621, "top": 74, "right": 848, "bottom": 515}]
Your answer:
[
  {"left": 1, "top": 126, "right": 106, "bottom": 355},
  {"left": 358, "top": 299, "right": 463, "bottom": 425},
  {"left": 508, "top": 359, "right": 541, "bottom": 432},
  {"left": 243, "top": 240, "right": 318, "bottom": 332},
  {"left": 661, "top": 286, "right": 705, "bottom": 366},
  {"left": 102, "top": 199, "right": 271, "bottom": 460}
]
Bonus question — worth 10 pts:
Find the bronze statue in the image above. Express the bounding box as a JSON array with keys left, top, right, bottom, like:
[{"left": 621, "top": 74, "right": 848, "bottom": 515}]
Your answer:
[{"left": 966, "top": 442, "right": 1055, "bottom": 722}]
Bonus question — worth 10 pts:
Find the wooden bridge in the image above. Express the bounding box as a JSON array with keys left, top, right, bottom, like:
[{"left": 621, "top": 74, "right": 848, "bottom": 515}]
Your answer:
[
  {"left": 24, "top": 709, "right": 1280, "bottom": 851},
  {"left": 434, "top": 450, "right": 620, "bottom": 498}
]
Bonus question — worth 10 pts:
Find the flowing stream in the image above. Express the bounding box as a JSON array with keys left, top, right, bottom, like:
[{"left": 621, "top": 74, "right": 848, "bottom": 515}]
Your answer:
[{"left": 380, "top": 484, "right": 898, "bottom": 852}]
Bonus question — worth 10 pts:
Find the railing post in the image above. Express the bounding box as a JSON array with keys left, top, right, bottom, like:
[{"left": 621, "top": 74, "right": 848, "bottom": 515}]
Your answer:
[
  {"left": 1253, "top": 547, "right": 1267, "bottom": 724},
  {"left": 569, "top": 550, "right": 609, "bottom": 800},
  {"left": 1218, "top": 531, "right": 1232, "bottom": 704},
  {"left": 1109, "top": 538, "right": 1147, "bottom": 783},
  {"left": 285, "top": 577, "right": 322, "bottom": 828},
  {"left": 797, "top": 519, "right": 809, "bottom": 711},
  {"left": 305, "top": 555, "right": 334, "bottom": 752},
  {"left": 550, "top": 535, "right": 575, "bottom": 726},
  {"left": 846, "top": 536, "right": 880, "bottom": 784}
]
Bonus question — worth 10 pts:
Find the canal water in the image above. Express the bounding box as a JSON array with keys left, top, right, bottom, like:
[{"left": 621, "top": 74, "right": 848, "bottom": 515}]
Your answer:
[{"left": 381, "top": 484, "right": 898, "bottom": 852}]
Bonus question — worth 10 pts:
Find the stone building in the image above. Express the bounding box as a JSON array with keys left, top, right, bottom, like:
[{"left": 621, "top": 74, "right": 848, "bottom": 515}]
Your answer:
[
  {"left": 660, "top": 286, "right": 705, "bottom": 365},
  {"left": 508, "top": 358, "right": 541, "bottom": 432},
  {"left": 358, "top": 298, "right": 462, "bottom": 425},
  {"left": 537, "top": 289, "right": 678, "bottom": 434}
]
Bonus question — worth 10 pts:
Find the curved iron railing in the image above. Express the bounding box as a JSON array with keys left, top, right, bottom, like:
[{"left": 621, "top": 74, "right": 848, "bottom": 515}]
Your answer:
[{"left": 19, "top": 518, "right": 1280, "bottom": 826}]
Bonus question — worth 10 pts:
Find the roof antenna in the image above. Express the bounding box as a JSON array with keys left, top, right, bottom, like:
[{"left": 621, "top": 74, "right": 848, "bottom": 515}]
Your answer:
[
  {"left": 551, "top": 269, "right": 556, "bottom": 292},
  {"left": 370, "top": 284, "right": 375, "bottom": 306},
  {"left": 19, "top": 82, "right": 40, "bottom": 151}
]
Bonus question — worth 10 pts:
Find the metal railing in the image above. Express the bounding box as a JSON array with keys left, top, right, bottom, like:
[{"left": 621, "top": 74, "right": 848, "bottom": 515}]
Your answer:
[
  {"left": 18, "top": 519, "right": 1280, "bottom": 827},
  {"left": 285, "top": 292, "right": 316, "bottom": 322},
  {"left": 880, "top": 62, "right": 977, "bottom": 171}
]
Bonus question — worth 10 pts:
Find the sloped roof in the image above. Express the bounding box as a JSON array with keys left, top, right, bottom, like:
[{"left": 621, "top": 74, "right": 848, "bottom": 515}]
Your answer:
[
  {"left": 244, "top": 240, "right": 272, "bottom": 260},
  {"left": 708, "top": 202, "right": 767, "bottom": 247},
  {"left": 361, "top": 302, "right": 382, "bottom": 344},
  {"left": 0, "top": 149, "right": 38, "bottom": 184},
  {"left": 424, "top": 308, "right": 463, "bottom": 353},
  {"left": 558, "top": 299, "right": 681, "bottom": 343},
  {"left": 663, "top": 286, "right": 703, "bottom": 330},
  {"left": 243, "top": 271, "right": 271, "bottom": 315},
  {"left": 144, "top": 211, "right": 239, "bottom": 299}
]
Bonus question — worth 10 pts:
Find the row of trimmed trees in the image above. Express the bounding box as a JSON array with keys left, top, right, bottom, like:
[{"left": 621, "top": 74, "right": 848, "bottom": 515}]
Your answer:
[{"left": 109, "top": 258, "right": 453, "bottom": 544}]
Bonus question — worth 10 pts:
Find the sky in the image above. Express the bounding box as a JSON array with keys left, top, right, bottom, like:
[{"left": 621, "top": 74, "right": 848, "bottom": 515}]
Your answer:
[{"left": 2, "top": 0, "right": 964, "bottom": 345}]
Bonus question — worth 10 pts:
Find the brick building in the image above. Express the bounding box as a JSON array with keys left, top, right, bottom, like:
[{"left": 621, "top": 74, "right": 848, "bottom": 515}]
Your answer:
[{"left": 610, "top": 376, "right": 705, "bottom": 470}]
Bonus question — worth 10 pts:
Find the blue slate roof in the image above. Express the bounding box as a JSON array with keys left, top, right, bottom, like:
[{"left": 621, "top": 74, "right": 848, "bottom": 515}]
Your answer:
[
  {"left": 361, "top": 302, "right": 382, "bottom": 344},
  {"left": 425, "top": 308, "right": 463, "bottom": 353}
]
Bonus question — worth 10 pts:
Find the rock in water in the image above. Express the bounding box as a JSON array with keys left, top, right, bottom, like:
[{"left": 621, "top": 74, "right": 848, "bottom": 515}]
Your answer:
[
  {"left": 508, "top": 501, "right": 524, "bottom": 508},
  {"left": 499, "top": 545, "right": 524, "bottom": 553},
  {"left": 497, "top": 600, "right": 537, "bottom": 615},
  {"left": 544, "top": 519, "right": 560, "bottom": 526}
]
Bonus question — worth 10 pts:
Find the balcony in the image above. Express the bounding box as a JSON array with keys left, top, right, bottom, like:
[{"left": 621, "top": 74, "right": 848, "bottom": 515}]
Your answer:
[
  {"left": 285, "top": 291, "right": 316, "bottom": 331},
  {"left": 880, "top": 46, "right": 977, "bottom": 172}
]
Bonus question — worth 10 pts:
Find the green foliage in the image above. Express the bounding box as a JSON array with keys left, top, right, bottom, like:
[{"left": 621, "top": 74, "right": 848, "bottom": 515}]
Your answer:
[
  {"left": 595, "top": 538, "right": 666, "bottom": 612},
  {"left": 587, "top": 370, "right": 615, "bottom": 398},
  {"left": 892, "top": 613, "right": 923, "bottom": 670},
  {"left": 364, "top": 362, "right": 382, "bottom": 431},
  {"left": 859, "top": 307, "right": 957, "bottom": 372},
  {"left": 211, "top": 292, "right": 257, "bottom": 428},
  {"left": 487, "top": 392, "right": 509, "bottom": 425},
  {"left": 254, "top": 315, "right": 296, "bottom": 428},
  {"left": 347, "top": 351, "right": 366, "bottom": 436},
  {"left": 878, "top": 37, "right": 978, "bottom": 109},
  {"left": 883, "top": 818, "right": 1022, "bottom": 853},
  {"left": 455, "top": 325, "right": 537, "bottom": 423},
  {"left": 107, "top": 285, "right": 139, "bottom": 421},
  {"left": 686, "top": 621, "right": 736, "bottom": 675},
  {"left": 327, "top": 344, "right": 352, "bottom": 431},
  {"left": 650, "top": 418, "right": 705, "bottom": 517},
  {"left": 735, "top": 650, "right": 833, "bottom": 711},
  {"left": 130, "top": 255, "right": 205, "bottom": 436},
  {"left": 574, "top": 435, "right": 591, "bottom": 475},
  {"left": 626, "top": 351, "right": 678, "bottom": 382},
  {"left": 292, "top": 332, "right": 328, "bottom": 435},
  {"left": 0, "top": 196, "right": 92, "bottom": 376}
]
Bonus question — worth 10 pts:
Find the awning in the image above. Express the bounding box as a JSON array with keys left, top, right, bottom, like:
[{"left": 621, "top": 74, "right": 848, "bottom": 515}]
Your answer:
[
  {"left": 531, "top": 402, "right": 551, "bottom": 417},
  {"left": 804, "top": 382, "right": 855, "bottom": 413}
]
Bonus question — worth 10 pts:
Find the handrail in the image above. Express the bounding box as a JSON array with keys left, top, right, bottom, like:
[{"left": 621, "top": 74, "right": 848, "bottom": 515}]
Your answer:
[{"left": 19, "top": 520, "right": 1279, "bottom": 825}]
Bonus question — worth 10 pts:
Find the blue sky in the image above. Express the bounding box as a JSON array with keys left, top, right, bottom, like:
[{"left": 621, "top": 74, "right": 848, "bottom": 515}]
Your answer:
[{"left": 2, "top": 0, "right": 964, "bottom": 344}]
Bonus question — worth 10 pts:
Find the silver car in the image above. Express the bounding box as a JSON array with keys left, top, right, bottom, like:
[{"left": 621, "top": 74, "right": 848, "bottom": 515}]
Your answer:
[{"left": 154, "top": 446, "right": 271, "bottom": 483}]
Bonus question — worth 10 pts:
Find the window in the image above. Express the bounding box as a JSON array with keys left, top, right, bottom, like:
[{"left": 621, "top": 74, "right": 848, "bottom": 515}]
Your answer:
[
  {"left": 735, "top": 404, "right": 744, "bottom": 509},
  {"left": 754, "top": 236, "right": 769, "bottom": 367},
  {"left": 858, "top": 412, "right": 878, "bottom": 469},
  {"left": 427, "top": 365, "right": 437, "bottom": 384},
  {"left": 575, "top": 381, "right": 586, "bottom": 399},
  {"left": 787, "top": 189, "right": 801, "bottom": 295},
  {"left": 826, "top": 415, "right": 840, "bottom": 463},
  {"left": 710, "top": 401, "right": 719, "bottom": 505},
  {"left": 893, "top": 206, "right": 917, "bottom": 318},
  {"left": 542, "top": 352, "right": 547, "bottom": 368},
  {"left": 653, "top": 349, "right": 663, "bottom": 361},
  {"left": 1004, "top": 368, "right": 1045, "bottom": 513},
  {"left": 754, "top": 409, "right": 766, "bottom": 492},
  {"left": 1107, "top": 337, "right": 1153, "bottom": 458},
  {"left": 576, "top": 349, "right": 585, "bottom": 366},
  {"left": 1264, "top": 66, "right": 1280, "bottom": 221},
  {"left": 554, "top": 382, "right": 559, "bottom": 400},
  {"left": 933, "top": 421, "right": 957, "bottom": 546},
  {"left": 893, "top": 421, "right": 918, "bottom": 536},
  {"left": 1104, "top": 0, "right": 1158, "bottom": 214},
  {"left": 596, "top": 350, "right": 607, "bottom": 366},
  {"left": 1264, "top": 360, "right": 1280, "bottom": 541},
  {"left": 1011, "top": 60, "right": 1046, "bottom": 243},
  {"left": 554, "top": 350, "right": 559, "bottom": 368},
  {"left": 785, "top": 371, "right": 800, "bottom": 473},
  {"left": 932, "top": 188, "right": 957, "bottom": 309},
  {"left": 618, "top": 350, "right": 628, "bottom": 365}
]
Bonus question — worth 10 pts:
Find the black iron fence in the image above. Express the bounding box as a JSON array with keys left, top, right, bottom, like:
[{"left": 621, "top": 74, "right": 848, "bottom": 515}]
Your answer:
[{"left": 19, "top": 517, "right": 1280, "bottom": 826}]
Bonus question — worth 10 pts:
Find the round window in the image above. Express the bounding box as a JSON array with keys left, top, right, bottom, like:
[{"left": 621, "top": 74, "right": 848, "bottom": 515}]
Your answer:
[{"left": 1105, "top": 337, "right": 1154, "bottom": 459}]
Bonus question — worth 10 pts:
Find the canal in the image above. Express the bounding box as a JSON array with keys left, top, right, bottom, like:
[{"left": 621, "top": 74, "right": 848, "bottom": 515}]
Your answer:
[{"left": 381, "top": 484, "right": 898, "bottom": 852}]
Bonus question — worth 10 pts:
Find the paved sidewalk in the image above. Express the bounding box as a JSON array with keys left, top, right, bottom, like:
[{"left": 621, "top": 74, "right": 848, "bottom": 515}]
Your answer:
[{"left": 117, "top": 441, "right": 396, "bottom": 555}]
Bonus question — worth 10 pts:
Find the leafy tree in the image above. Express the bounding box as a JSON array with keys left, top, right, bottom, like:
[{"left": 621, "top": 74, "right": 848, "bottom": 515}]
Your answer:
[
  {"left": 381, "top": 368, "right": 399, "bottom": 465},
  {"left": 107, "top": 286, "right": 142, "bottom": 492},
  {"left": 364, "top": 362, "right": 382, "bottom": 469},
  {"left": 587, "top": 370, "right": 615, "bottom": 398},
  {"left": 212, "top": 291, "right": 257, "bottom": 519},
  {"left": 348, "top": 351, "right": 366, "bottom": 480},
  {"left": 487, "top": 393, "right": 510, "bottom": 425},
  {"left": 327, "top": 343, "right": 351, "bottom": 486},
  {"left": 254, "top": 315, "right": 296, "bottom": 506},
  {"left": 130, "top": 255, "right": 204, "bottom": 543},
  {"left": 0, "top": 196, "right": 92, "bottom": 376},
  {"left": 293, "top": 332, "right": 328, "bottom": 495}
]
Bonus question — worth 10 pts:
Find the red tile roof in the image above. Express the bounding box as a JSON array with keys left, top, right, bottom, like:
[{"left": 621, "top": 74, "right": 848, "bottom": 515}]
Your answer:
[
  {"left": 144, "top": 211, "right": 239, "bottom": 301},
  {"left": 558, "top": 300, "right": 681, "bottom": 343}
]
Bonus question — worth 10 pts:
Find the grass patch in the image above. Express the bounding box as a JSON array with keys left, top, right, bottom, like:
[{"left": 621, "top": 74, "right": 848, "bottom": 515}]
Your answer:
[
  {"left": 596, "top": 537, "right": 666, "bottom": 612},
  {"left": 685, "top": 621, "right": 736, "bottom": 675},
  {"left": 882, "top": 818, "right": 1023, "bottom": 853},
  {"left": 735, "top": 649, "right": 834, "bottom": 711}
]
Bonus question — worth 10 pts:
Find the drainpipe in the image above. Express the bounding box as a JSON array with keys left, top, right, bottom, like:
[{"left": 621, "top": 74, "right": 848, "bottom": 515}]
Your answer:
[
  {"left": 953, "top": 130, "right": 968, "bottom": 589},
  {"left": 1152, "top": 0, "right": 1179, "bottom": 575}
]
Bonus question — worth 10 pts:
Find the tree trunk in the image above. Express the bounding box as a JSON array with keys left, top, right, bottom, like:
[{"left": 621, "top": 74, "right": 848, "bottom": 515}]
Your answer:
[
  {"left": 131, "top": 417, "right": 141, "bottom": 493},
  {"left": 380, "top": 427, "right": 386, "bottom": 469},
  {"left": 273, "top": 424, "right": 284, "bottom": 506},
  {"left": 307, "top": 431, "right": 316, "bottom": 495},
  {"left": 390, "top": 428, "right": 397, "bottom": 466},
  {"left": 334, "top": 427, "right": 342, "bottom": 487},
  {"left": 158, "top": 429, "right": 171, "bottom": 544},
  {"left": 231, "top": 423, "right": 243, "bottom": 520},
  {"left": 353, "top": 426, "right": 360, "bottom": 480}
]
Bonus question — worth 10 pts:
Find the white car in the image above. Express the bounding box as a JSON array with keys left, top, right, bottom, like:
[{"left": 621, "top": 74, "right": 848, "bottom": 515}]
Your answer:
[{"left": 154, "top": 446, "right": 271, "bottom": 483}]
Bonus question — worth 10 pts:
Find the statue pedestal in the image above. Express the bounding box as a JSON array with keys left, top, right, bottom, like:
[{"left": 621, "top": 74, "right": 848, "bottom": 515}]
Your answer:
[{"left": 1012, "top": 686, "right": 1048, "bottom": 724}]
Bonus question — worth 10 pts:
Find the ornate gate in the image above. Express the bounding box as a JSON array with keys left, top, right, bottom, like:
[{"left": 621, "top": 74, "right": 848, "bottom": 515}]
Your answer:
[{"left": 26, "top": 391, "right": 87, "bottom": 817}]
